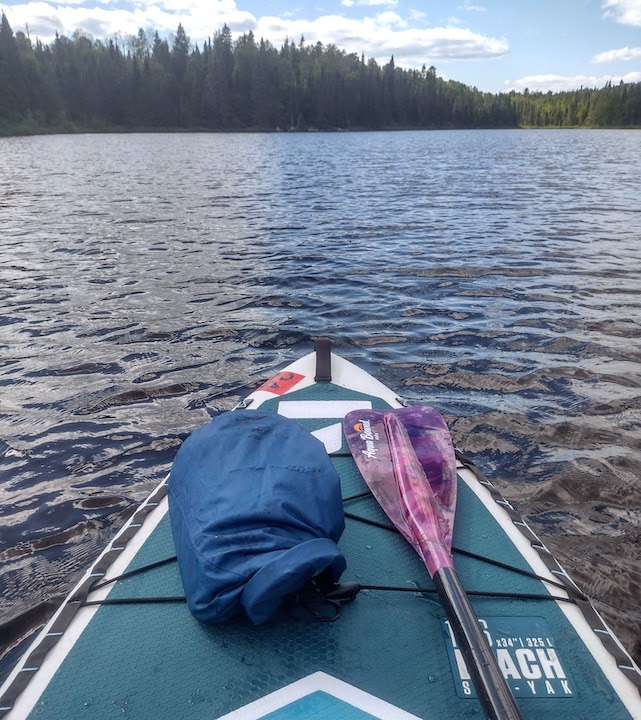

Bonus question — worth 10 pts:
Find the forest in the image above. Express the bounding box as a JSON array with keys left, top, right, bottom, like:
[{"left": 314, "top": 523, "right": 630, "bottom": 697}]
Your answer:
[{"left": 1, "top": 13, "right": 640, "bottom": 135}]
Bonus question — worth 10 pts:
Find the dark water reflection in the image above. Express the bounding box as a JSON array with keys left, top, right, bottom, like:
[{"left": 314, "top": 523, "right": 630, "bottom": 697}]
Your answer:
[{"left": 1, "top": 129, "right": 640, "bottom": 678}]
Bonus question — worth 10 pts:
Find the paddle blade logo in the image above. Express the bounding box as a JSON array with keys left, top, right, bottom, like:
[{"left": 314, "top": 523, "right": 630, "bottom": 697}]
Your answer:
[{"left": 354, "top": 419, "right": 380, "bottom": 459}]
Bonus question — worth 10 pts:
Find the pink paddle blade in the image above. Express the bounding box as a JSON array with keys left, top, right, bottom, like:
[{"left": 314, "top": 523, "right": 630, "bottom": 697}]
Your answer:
[
  {"left": 346, "top": 406, "right": 525, "bottom": 720},
  {"left": 344, "top": 406, "right": 458, "bottom": 577}
]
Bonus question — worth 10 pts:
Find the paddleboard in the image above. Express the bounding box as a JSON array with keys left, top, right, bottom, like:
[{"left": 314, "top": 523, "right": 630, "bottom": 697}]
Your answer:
[{"left": 1, "top": 341, "right": 640, "bottom": 719}]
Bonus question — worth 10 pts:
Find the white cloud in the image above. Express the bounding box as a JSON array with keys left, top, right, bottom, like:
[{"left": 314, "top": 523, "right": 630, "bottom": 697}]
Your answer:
[
  {"left": 601, "top": 0, "right": 641, "bottom": 26},
  {"left": 155, "top": 0, "right": 236, "bottom": 12},
  {"left": 376, "top": 11, "right": 406, "bottom": 27},
  {"left": 4, "top": 2, "right": 152, "bottom": 38},
  {"left": 591, "top": 46, "right": 641, "bottom": 62},
  {"left": 2, "top": 0, "right": 508, "bottom": 68},
  {"left": 510, "top": 71, "right": 641, "bottom": 92},
  {"left": 342, "top": 0, "right": 398, "bottom": 6},
  {"left": 253, "top": 14, "right": 508, "bottom": 64},
  {"left": 460, "top": 1, "right": 487, "bottom": 11},
  {"left": 408, "top": 9, "right": 427, "bottom": 21},
  {"left": 4, "top": 0, "right": 256, "bottom": 41}
]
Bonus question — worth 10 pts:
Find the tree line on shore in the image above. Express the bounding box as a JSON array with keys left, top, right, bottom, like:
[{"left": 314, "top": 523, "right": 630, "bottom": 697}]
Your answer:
[{"left": 1, "top": 13, "right": 640, "bottom": 135}]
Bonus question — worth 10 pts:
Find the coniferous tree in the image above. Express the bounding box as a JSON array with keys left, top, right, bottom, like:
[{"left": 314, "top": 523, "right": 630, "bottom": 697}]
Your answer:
[
  {"left": 0, "top": 13, "right": 19, "bottom": 120},
  {"left": 1, "top": 14, "right": 640, "bottom": 135},
  {"left": 171, "top": 23, "right": 190, "bottom": 126}
]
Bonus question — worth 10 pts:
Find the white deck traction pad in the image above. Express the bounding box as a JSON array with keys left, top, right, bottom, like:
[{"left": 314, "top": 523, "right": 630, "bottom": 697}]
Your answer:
[
  {"left": 310, "top": 423, "right": 344, "bottom": 454},
  {"left": 277, "top": 400, "right": 372, "bottom": 419}
]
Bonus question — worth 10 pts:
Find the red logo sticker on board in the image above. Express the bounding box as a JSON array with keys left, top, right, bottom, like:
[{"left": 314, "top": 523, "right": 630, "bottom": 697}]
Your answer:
[{"left": 257, "top": 371, "right": 305, "bottom": 396}]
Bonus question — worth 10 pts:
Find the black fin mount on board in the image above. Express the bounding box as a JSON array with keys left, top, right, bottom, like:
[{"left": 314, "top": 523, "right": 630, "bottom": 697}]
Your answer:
[{"left": 314, "top": 339, "right": 332, "bottom": 382}]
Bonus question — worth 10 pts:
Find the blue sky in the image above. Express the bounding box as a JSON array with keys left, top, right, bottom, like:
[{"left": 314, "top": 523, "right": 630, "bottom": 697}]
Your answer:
[{"left": 2, "top": 0, "right": 641, "bottom": 92}]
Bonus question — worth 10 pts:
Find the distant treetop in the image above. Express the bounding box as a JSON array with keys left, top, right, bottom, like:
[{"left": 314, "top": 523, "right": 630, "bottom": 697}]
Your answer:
[{"left": 0, "top": 16, "right": 639, "bottom": 135}]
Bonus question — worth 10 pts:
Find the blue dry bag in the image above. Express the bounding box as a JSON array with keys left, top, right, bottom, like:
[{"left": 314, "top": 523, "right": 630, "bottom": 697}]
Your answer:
[{"left": 168, "top": 410, "right": 347, "bottom": 624}]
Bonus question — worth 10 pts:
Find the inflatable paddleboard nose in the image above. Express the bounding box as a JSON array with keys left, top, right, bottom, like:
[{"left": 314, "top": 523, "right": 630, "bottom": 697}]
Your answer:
[{"left": 168, "top": 410, "right": 346, "bottom": 625}]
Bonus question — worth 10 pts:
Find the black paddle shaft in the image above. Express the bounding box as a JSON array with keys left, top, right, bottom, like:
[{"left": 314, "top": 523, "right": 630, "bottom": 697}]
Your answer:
[{"left": 435, "top": 567, "right": 524, "bottom": 720}]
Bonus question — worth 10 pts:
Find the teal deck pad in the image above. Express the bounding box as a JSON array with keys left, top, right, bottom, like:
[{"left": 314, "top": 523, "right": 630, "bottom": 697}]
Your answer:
[{"left": 24, "top": 382, "right": 638, "bottom": 720}]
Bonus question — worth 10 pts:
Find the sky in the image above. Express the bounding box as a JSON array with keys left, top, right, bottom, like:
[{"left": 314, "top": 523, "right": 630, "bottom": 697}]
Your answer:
[{"left": 1, "top": 0, "right": 641, "bottom": 93}]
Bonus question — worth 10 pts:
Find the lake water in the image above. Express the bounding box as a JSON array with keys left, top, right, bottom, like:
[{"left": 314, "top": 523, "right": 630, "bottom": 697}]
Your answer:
[{"left": 1, "top": 129, "right": 640, "bottom": 679}]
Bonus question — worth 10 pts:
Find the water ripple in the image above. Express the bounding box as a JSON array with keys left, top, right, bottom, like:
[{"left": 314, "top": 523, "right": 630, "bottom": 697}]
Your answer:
[{"left": 1, "top": 129, "right": 640, "bottom": 675}]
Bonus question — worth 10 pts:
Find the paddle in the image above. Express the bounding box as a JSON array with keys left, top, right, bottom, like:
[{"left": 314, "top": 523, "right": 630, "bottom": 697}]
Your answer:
[{"left": 344, "top": 406, "right": 524, "bottom": 720}]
